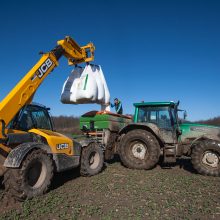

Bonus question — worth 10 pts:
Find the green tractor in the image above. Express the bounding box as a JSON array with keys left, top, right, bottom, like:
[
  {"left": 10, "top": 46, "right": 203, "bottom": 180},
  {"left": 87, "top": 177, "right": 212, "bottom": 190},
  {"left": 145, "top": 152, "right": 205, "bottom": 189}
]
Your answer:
[
  {"left": 79, "top": 102, "right": 220, "bottom": 176},
  {"left": 119, "top": 101, "right": 220, "bottom": 176}
]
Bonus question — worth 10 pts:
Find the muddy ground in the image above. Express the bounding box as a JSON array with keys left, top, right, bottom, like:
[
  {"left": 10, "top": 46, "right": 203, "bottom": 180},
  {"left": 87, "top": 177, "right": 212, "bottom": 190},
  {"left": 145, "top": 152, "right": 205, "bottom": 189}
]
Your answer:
[{"left": 0, "top": 158, "right": 219, "bottom": 220}]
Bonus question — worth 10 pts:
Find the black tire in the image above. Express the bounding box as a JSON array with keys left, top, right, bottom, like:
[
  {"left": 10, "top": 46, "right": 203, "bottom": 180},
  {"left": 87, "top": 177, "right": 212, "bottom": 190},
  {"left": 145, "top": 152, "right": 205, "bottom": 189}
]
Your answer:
[
  {"left": 119, "top": 129, "right": 160, "bottom": 170},
  {"left": 80, "top": 143, "right": 104, "bottom": 177},
  {"left": 191, "top": 140, "right": 220, "bottom": 177},
  {"left": 3, "top": 149, "right": 53, "bottom": 201}
]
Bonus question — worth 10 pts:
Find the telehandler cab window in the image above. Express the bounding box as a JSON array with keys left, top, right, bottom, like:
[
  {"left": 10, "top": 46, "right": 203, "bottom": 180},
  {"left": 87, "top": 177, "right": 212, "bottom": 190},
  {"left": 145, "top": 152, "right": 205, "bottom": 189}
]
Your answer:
[
  {"left": 9, "top": 105, "right": 53, "bottom": 131},
  {"left": 138, "top": 106, "right": 172, "bottom": 129}
]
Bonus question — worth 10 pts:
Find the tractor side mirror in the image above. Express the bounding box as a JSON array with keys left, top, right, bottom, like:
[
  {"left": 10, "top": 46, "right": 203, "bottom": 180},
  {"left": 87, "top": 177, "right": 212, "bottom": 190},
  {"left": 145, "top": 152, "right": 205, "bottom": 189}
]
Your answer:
[{"left": 178, "top": 119, "right": 182, "bottom": 124}]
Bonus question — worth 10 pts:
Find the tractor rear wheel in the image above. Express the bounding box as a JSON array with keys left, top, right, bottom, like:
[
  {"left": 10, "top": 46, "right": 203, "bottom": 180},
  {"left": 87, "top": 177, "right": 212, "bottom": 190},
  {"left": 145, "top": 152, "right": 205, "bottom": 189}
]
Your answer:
[
  {"left": 3, "top": 149, "right": 53, "bottom": 201},
  {"left": 80, "top": 142, "right": 104, "bottom": 176},
  {"left": 119, "top": 129, "right": 160, "bottom": 170},
  {"left": 191, "top": 140, "right": 220, "bottom": 176}
]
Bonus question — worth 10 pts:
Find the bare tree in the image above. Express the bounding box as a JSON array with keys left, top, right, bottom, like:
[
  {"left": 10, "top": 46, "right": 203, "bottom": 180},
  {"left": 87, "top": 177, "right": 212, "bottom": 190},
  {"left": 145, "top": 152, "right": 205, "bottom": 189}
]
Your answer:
[
  {"left": 195, "top": 117, "right": 220, "bottom": 126},
  {"left": 52, "top": 116, "right": 81, "bottom": 135}
]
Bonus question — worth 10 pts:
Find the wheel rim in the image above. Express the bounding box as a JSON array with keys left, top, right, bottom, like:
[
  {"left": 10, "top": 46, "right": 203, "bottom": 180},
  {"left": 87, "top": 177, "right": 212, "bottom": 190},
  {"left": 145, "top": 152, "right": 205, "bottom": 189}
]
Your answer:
[
  {"left": 202, "top": 151, "right": 219, "bottom": 168},
  {"left": 130, "top": 141, "right": 147, "bottom": 160},
  {"left": 89, "top": 151, "right": 100, "bottom": 170},
  {"left": 26, "top": 160, "right": 47, "bottom": 189}
]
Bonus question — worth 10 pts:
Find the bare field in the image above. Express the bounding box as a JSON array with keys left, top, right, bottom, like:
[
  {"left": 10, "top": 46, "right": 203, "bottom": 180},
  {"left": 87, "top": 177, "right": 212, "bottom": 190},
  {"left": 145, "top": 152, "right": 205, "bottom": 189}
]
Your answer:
[{"left": 0, "top": 158, "right": 220, "bottom": 219}]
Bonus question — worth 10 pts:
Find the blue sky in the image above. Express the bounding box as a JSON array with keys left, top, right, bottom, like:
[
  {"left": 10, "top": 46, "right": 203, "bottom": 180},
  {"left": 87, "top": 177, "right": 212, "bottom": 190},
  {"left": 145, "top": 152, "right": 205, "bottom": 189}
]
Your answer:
[{"left": 0, "top": 0, "right": 219, "bottom": 121}]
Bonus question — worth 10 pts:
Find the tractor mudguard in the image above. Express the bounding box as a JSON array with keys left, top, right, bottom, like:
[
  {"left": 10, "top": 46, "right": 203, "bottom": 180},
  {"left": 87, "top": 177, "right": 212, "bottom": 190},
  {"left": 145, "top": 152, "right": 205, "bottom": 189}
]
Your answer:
[
  {"left": 4, "top": 142, "right": 52, "bottom": 168},
  {"left": 4, "top": 141, "right": 82, "bottom": 172},
  {"left": 190, "top": 135, "right": 220, "bottom": 148},
  {"left": 80, "top": 139, "right": 97, "bottom": 148},
  {"left": 79, "top": 139, "right": 104, "bottom": 151},
  {"left": 119, "top": 123, "right": 164, "bottom": 143}
]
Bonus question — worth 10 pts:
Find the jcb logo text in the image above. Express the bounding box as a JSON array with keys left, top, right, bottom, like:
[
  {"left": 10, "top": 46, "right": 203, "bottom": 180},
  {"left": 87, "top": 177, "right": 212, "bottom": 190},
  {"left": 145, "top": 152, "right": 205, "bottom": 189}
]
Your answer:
[{"left": 37, "top": 58, "right": 53, "bottom": 78}]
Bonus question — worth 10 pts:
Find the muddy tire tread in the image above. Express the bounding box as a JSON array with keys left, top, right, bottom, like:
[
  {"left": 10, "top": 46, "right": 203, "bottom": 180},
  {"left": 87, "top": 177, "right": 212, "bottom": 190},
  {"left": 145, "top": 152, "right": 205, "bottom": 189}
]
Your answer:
[
  {"left": 80, "top": 143, "right": 104, "bottom": 177},
  {"left": 3, "top": 149, "right": 53, "bottom": 201},
  {"left": 191, "top": 140, "right": 220, "bottom": 177},
  {"left": 119, "top": 129, "right": 160, "bottom": 170}
]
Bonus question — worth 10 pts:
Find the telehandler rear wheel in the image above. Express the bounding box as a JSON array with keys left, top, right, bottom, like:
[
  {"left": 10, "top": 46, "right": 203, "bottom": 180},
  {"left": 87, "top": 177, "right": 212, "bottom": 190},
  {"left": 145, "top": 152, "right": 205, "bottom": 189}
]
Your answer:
[
  {"left": 191, "top": 140, "right": 220, "bottom": 177},
  {"left": 119, "top": 129, "right": 160, "bottom": 170},
  {"left": 4, "top": 149, "right": 53, "bottom": 201},
  {"left": 80, "top": 143, "right": 104, "bottom": 176}
]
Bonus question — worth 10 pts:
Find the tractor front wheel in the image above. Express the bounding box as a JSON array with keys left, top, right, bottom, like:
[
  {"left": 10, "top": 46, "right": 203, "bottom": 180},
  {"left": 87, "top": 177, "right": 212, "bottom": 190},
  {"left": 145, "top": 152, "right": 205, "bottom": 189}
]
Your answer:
[
  {"left": 191, "top": 140, "right": 220, "bottom": 176},
  {"left": 3, "top": 149, "right": 53, "bottom": 201},
  {"left": 80, "top": 143, "right": 104, "bottom": 176},
  {"left": 119, "top": 129, "right": 160, "bottom": 170}
]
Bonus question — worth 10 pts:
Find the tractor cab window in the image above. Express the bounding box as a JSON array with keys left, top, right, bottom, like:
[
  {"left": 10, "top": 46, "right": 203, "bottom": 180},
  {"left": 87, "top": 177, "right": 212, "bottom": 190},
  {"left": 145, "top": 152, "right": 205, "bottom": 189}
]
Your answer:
[
  {"left": 9, "top": 105, "right": 53, "bottom": 131},
  {"left": 137, "top": 106, "right": 172, "bottom": 129}
]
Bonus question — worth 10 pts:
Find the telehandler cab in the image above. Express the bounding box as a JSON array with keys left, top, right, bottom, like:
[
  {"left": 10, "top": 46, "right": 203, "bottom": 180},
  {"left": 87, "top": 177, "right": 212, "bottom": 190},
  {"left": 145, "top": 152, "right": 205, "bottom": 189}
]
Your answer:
[{"left": 0, "top": 36, "right": 103, "bottom": 201}]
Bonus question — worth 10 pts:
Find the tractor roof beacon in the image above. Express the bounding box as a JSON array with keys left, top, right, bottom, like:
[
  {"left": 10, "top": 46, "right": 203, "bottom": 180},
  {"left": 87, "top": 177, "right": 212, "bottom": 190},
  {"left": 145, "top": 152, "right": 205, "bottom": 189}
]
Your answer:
[{"left": 118, "top": 101, "right": 220, "bottom": 176}]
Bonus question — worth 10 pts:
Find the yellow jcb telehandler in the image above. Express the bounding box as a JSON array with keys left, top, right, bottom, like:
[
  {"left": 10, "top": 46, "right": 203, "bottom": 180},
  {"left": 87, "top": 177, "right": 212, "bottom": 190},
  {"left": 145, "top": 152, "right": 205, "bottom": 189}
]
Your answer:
[{"left": 0, "top": 36, "right": 103, "bottom": 201}]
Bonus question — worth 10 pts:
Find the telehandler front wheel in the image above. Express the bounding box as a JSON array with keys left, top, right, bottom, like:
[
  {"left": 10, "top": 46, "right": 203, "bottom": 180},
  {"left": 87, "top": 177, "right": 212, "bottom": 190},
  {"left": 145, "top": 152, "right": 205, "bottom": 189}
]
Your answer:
[
  {"left": 119, "top": 129, "right": 160, "bottom": 170},
  {"left": 191, "top": 140, "right": 220, "bottom": 177},
  {"left": 80, "top": 143, "right": 104, "bottom": 177},
  {"left": 4, "top": 149, "right": 53, "bottom": 201}
]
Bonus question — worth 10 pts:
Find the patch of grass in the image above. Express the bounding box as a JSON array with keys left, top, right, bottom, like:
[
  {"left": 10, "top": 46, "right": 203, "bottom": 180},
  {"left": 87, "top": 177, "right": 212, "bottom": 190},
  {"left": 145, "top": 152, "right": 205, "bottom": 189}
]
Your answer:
[{"left": 0, "top": 160, "right": 220, "bottom": 219}]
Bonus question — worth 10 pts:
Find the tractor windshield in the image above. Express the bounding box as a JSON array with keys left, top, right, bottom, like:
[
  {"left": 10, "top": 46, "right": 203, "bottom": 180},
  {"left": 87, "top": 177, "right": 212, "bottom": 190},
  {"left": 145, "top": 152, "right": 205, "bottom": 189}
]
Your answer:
[{"left": 137, "top": 106, "right": 172, "bottom": 129}]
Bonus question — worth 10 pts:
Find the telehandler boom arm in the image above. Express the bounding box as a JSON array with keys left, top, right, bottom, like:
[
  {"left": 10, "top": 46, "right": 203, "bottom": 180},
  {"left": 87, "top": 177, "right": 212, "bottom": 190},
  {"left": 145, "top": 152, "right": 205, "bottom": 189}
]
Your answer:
[{"left": 0, "top": 36, "right": 95, "bottom": 141}]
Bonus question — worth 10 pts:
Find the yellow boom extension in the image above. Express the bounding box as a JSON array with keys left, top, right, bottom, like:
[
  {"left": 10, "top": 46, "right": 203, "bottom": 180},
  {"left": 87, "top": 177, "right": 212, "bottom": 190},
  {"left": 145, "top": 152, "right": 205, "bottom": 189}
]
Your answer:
[{"left": 0, "top": 36, "right": 95, "bottom": 141}]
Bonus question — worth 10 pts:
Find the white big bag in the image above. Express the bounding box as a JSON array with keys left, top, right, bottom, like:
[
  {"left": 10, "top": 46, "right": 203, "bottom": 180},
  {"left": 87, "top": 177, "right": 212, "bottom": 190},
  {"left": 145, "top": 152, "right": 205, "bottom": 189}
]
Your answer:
[{"left": 61, "top": 64, "right": 110, "bottom": 110}]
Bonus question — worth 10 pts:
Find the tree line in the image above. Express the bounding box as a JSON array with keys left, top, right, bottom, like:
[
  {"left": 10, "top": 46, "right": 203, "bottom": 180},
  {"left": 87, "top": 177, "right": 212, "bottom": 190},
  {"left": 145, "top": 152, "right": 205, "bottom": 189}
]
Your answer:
[
  {"left": 52, "top": 116, "right": 81, "bottom": 135},
  {"left": 195, "top": 116, "right": 220, "bottom": 126}
]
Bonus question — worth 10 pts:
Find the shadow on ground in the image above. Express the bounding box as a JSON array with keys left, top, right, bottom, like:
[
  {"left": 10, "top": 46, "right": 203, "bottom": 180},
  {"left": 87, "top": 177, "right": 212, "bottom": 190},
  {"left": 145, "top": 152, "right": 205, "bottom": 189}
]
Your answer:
[
  {"left": 0, "top": 156, "right": 198, "bottom": 195},
  {"left": 108, "top": 155, "right": 198, "bottom": 175},
  {"left": 50, "top": 167, "right": 81, "bottom": 191},
  {"left": 0, "top": 177, "right": 4, "bottom": 190},
  {"left": 177, "top": 157, "right": 197, "bottom": 174},
  {"left": 50, "top": 163, "right": 107, "bottom": 191},
  {"left": 158, "top": 156, "right": 197, "bottom": 174}
]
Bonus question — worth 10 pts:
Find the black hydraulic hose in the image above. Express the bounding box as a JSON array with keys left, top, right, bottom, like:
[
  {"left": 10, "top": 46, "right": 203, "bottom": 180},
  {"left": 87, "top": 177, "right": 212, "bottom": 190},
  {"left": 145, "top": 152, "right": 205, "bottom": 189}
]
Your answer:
[
  {"left": 51, "top": 45, "right": 64, "bottom": 60},
  {"left": 0, "top": 119, "right": 7, "bottom": 138},
  {"left": 0, "top": 119, "right": 8, "bottom": 144}
]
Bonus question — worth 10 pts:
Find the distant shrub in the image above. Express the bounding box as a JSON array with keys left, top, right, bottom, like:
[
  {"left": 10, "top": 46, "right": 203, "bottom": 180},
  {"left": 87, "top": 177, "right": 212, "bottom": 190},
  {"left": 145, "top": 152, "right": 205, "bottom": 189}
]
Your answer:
[
  {"left": 195, "top": 116, "right": 220, "bottom": 126},
  {"left": 51, "top": 116, "right": 81, "bottom": 135}
]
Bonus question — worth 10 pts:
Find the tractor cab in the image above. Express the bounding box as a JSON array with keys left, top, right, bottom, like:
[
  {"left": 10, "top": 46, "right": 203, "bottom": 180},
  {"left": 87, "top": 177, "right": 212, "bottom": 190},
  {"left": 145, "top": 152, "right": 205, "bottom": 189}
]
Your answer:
[
  {"left": 133, "top": 101, "right": 181, "bottom": 144},
  {"left": 134, "top": 102, "right": 179, "bottom": 128}
]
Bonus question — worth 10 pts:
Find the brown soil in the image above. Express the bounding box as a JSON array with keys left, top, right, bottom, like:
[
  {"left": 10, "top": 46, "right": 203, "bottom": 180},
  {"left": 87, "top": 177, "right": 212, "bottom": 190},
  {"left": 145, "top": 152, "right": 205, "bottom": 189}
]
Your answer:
[{"left": 0, "top": 157, "right": 219, "bottom": 219}]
